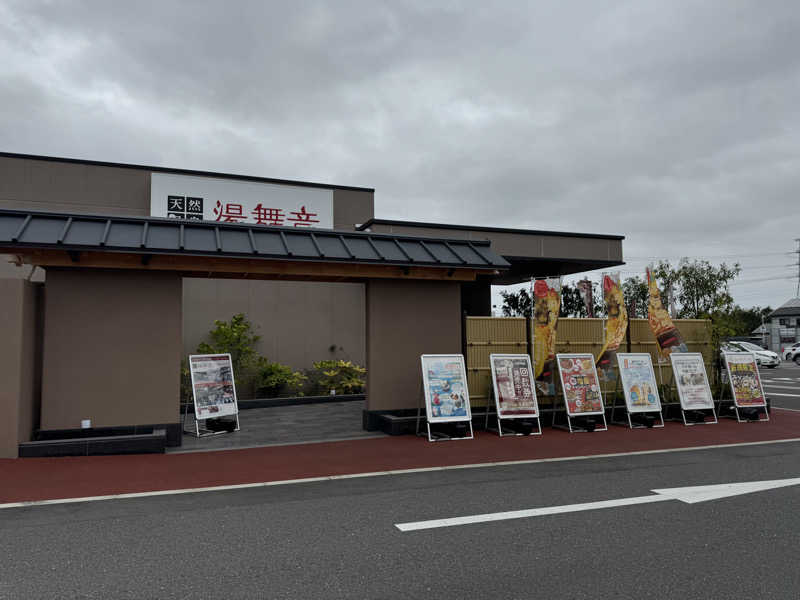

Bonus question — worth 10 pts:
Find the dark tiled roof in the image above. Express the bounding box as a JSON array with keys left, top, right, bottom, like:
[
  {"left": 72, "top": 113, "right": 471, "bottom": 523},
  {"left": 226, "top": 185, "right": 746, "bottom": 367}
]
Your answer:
[
  {"left": 357, "top": 218, "right": 625, "bottom": 241},
  {"left": 0, "top": 209, "right": 510, "bottom": 270},
  {"left": 770, "top": 299, "right": 800, "bottom": 318}
]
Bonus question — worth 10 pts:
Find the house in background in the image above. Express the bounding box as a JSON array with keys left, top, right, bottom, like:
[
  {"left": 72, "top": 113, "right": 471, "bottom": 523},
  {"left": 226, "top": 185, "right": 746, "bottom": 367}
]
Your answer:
[{"left": 767, "top": 298, "right": 800, "bottom": 353}]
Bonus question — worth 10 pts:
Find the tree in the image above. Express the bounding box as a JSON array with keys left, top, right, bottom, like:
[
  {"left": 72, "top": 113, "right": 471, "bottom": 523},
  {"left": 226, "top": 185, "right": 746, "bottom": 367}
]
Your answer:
[
  {"left": 500, "top": 288, "right": 532, "bottom": 317},
  {"left": 621, "top": 276, "right": 648, "bottom": 318},
  {"left": 560, "top": 282, "right": 604, "bottom": 318},
  {"left": 651, "top": 259, "right": 741, "bottom": 319}
]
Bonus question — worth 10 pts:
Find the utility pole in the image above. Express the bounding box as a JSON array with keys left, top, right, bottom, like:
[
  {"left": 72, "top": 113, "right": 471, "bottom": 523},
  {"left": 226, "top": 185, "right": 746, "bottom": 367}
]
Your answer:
[{"left": 796, "top": 238, "right": 800, "bottom": 298}]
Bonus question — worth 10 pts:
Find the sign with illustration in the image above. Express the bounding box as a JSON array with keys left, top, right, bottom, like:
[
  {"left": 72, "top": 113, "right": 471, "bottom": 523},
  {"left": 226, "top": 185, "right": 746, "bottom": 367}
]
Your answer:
[
  {"left": 421, "top": 354, "right": 472, "bottom": 423},
  {"left": 647, "top": 267, "right": 688, "bottom": 360},
  {"left": 670, "top": 352, "right": 714, "bottom": 410},
  {"left": 489, "top": 354, "right": 539, "bottom": 418},
  {"left": 151, "top": 172, "right": 333, "bottom": 228},
  {"left": 616, "top": 353, "right": 662, "bottom": 413},
  {"left": 596, "top": 273, "right": 628, "bottom": 381},
  {"left": 533, "top": 277, "right": 561, "bottom": 395},
  {"left": 723, "top": 352, "right": 767, "bottom": 407},
  {"left": 188, "top": 353, "right": 239, "bottom": 419},
  {"left": 556, "top": 354, "right": 604, "bottom": 416}
]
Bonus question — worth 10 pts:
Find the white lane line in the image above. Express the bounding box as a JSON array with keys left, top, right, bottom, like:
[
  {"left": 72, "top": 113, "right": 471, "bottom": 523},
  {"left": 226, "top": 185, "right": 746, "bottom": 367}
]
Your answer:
[
  {"left": 762, "top": 385, "right": 800, "bottom": 390},
  {"left": 396, "top": 477, "right": 800, "bottom": 531},
  {"left": 773, "top": 407, "right": 800, "bottom": 412},
  {"left": 766, "top": 392, "right": 800, "bottom": 398},
  {"left": 2, "top": 437, "right": 800, "bottom": 510},
  {"left": 396, "top": 495, "right": 671, "bottom": 531}
]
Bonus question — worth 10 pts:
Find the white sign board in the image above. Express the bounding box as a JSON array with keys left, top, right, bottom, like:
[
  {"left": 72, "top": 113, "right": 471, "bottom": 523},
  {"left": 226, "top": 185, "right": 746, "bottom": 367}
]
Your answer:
[
  {"left": 616, "top": 353, "right": 662, "bottom": 413},
  {"left": 670, "top": 352, "right": 714, "bottom": 410},
  {"left": 556, "top": 354, "right": 605, "bottom": 417},
  {"left": 188, "top": 353, "right": 239, "bottom": 419},
  {"left": 151, "top": 172, "right": 334, "bottom": 228},
  {"left": 421, "top": 354, "right": 472, "bottom": 423},
  {"left": 723, "top": 352, "right": 767, "bottom": 408},
  {"left": 489, "top": 354, "right": 539, "bottom": 418}
]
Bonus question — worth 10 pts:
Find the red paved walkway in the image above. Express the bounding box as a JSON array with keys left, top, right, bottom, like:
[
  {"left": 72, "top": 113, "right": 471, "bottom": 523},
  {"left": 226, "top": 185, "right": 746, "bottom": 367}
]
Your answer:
[{"left": 1, "top": 409, "right": 799, "bottom": 504}]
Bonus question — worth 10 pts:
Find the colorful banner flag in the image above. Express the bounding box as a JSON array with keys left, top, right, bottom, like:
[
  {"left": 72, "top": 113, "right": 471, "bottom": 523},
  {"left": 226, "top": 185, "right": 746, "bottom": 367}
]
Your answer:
[
  {"left": 576, "top": 279, "right": 594, "bottom": 318},
  {"left": 596, "top": 273, "right": 628, "bottom": 381},
  {"left": 647, "top": 267, "right": 687, "bottom": 359},
  {"left": 533, "top": 277, "right": 561, "bottom": 395}
]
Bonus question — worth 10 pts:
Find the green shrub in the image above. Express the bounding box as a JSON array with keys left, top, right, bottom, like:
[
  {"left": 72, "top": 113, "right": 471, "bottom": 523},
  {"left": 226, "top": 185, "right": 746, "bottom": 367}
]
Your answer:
[
  {"left": 309, "top": 360, "right": 366, "bottom": 395},
  {"left": 256, "top": 361, "right": 307, "bottom": 398}
]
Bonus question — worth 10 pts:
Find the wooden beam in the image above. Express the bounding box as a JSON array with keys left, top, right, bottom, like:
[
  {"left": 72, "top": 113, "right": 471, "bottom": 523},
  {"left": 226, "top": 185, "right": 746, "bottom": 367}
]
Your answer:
[{"left": 13, "top": 249, "right": 487, "bottom": 282}]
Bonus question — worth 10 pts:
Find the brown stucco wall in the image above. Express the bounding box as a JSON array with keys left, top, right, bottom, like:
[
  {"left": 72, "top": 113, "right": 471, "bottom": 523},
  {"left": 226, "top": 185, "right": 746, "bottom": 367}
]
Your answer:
[
  {"left": 0, "top": 155, "right": 375, "bottom": 371},
  {"left": 0, "top": 279, "right": 42, "bottom": 458},
  {"left": 40, "top": 269, "right": 182, "bottom": 430},
  {"left": 365, "top": 280, "right": 462, "bottom": 411},
  {"left": 183, "top": 279, "right": 365, "bottom": 370},
  {"left": 333, "top": 188, "right": 374, "bottom": 230}
]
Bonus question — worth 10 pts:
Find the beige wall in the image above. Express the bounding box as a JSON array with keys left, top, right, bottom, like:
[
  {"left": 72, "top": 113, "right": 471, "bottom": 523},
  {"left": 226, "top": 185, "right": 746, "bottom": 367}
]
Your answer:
[
  {"left": 365, "top": 280, "right": 462, "bottom": 411},
  {"left": 0, "top": 279, "right": 42, "bottom": 458},
  {"left": 183, "top": 278, "right": 366, "bottom": 370},
  {"left": 40, "top": 269, "right": 182, "bottom": 430}
]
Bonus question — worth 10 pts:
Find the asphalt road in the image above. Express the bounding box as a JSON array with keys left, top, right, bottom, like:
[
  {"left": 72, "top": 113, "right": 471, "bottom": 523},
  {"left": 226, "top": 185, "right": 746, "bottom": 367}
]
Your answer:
[
  {"left": 762, "top": 361, "right": 800, "bottom": 411},
  {"left": 2, "top": 441, "right": 800, "bottom": 599}
]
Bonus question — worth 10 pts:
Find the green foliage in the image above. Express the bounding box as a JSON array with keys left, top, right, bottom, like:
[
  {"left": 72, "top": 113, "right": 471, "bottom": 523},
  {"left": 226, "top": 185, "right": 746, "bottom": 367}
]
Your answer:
[
  {"left": 196, "top": 313, "right": 262, "bottom": 377},
  {"left": 500, "top": 288, "right": 532, "bottom": 317},
  {"left": 180, "top": 358, "right": 193, "bottom": 406},
  {"left": 651, "top": 259, "right": 741, "bottom": 319},
  {"left": 256, "top": 361, "right": 307, "bottom": 397},
  {"left": 560, "top": 282, "right": 604, "bottom": 318},
  {"left": 621, "top": 276, "right": 649, "bottom": 319},
  {"left": 309, "top": 360, "right": 366, "bottom": 395}
]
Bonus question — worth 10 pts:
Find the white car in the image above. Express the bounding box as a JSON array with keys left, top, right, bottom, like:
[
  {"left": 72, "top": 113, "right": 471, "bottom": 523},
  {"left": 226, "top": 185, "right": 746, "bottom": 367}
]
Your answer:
[
  {"left": 782, "top": 342, "right": 800, "bottom": 362},
  {"left": 724, "top": 341, "right": 781, "bottom": 368}
]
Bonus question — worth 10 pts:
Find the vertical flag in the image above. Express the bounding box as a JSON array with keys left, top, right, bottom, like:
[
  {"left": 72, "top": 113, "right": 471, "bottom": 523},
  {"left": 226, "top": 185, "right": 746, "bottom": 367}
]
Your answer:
[{"left": 533, "top": 277, "right": 561, "bottom": 395}]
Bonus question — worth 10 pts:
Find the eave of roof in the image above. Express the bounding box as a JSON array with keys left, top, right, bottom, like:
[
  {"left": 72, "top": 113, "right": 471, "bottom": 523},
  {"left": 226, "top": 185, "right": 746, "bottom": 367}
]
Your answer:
[
  {"left": 357, "top": 218, "right": 625, "bottom": 241},
  {"left": 0, "top": 209, "right": 509, "bottom": 271}
]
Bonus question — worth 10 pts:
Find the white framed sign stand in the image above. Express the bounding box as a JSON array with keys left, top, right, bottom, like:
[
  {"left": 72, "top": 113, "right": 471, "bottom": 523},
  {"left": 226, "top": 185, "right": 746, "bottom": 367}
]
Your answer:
[
  {"left": 611, "top": 353, "right": 665, "bottom": 429},
  {"left": 184, "top": 353, "right": 241, "bottom": 438},
  {"left": 718, "top": 352, "right": 770, "bottom": 423},
  {"left": 553, "top": 354, "right": 608, "bottom": 433},
  {"left": 416, "top": 354, "right": 474, "bottom": 442},
  {"left": 485, "top": 354, "right": 541, "bottom": 437},
  {"left": 669, "top": 353, "right": 718, "bottom": 426}
]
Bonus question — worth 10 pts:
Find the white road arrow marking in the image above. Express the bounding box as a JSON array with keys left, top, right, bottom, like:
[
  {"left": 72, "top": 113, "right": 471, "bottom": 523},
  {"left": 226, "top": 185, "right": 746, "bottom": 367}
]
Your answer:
[{"left": 395, "top": 477, "right": 800, "bottom": 531}]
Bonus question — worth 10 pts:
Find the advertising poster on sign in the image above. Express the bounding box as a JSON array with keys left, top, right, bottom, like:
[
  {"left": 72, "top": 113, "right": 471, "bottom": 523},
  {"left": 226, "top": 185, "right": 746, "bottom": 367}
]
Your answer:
[
  {"left": 617, "top": 353, "right": 661, "bottom": 413},
  {"left": 556, "top": 354, "right": 604, "bottom": 416},
  {"left": 724, "top": 353, "right": 767, "bottom": 407},
  {"left": 189, "top": 354, "right": 239, "bottom": 419},
  {"left": 647, "top": 267, "right": 688, "bottom": 361},
  {"left": 670, "top": 353, "right": 714, "bottom": 410},
  {"left": 596, "top": 273, "right": 628, "bottom": 381},
  {"left": 421, "top": 355, "right": 472, "bottom": 423},
  {"left": 533, "top": 278, "right": 561, "bottom": 395},
  {"left": 490, "top": 354, "right": 539, "bottom": 418}
]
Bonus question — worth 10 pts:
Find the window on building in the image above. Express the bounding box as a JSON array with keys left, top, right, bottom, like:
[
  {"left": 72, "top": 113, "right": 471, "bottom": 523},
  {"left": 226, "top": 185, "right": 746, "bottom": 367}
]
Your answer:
[{"left": 780, "top": 318, "right": 788, "bottom": 326}]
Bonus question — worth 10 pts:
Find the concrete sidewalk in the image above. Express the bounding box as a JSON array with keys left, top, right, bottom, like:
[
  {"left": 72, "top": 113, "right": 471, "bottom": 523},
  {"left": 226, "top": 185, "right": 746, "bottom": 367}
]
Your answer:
[{"left": 1, "top": 409, "right": 798, "bottom": 505}]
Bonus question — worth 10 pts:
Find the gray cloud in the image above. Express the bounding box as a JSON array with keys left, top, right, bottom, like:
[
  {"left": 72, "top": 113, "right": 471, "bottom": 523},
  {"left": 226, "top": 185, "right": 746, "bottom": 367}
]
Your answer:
[{"left": 1, "top": 0, "right": 799, "bottom": 308}]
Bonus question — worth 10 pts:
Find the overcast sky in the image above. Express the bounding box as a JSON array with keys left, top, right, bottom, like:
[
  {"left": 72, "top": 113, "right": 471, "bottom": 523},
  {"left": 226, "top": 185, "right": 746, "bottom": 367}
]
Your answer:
[{"left": 1, "top": 0, "right": 798, "bottom": 310}]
